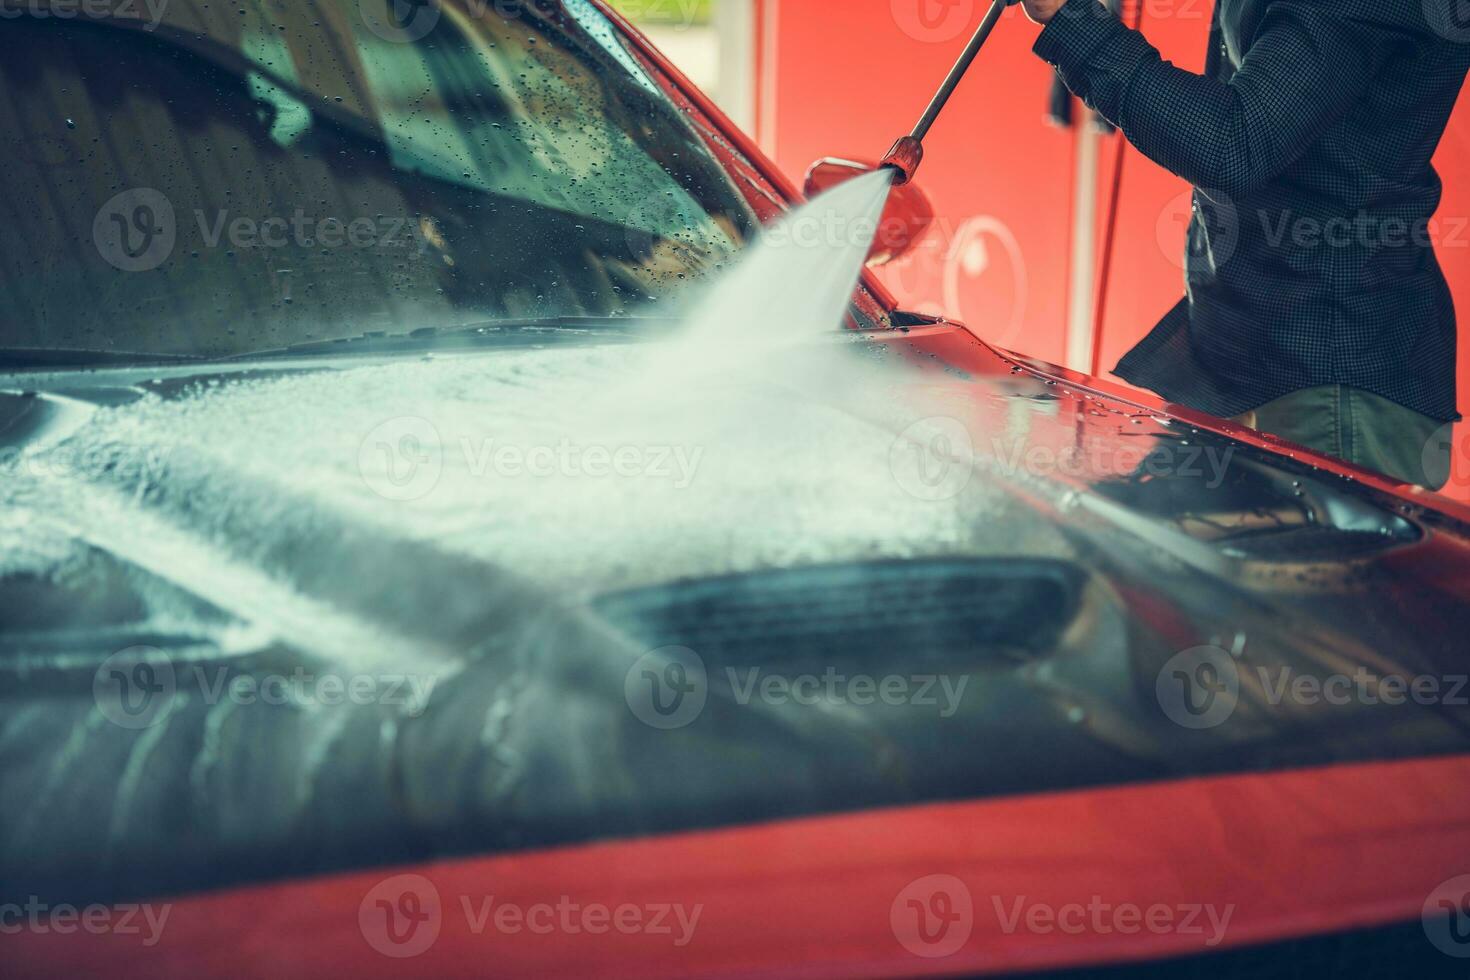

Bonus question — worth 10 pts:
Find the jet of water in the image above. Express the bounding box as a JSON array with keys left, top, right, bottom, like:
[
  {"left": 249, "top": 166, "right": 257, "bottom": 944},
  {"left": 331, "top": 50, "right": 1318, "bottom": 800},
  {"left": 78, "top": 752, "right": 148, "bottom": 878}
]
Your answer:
[{"left": 609, "top": 168, "right": 898, "bottom": 406}]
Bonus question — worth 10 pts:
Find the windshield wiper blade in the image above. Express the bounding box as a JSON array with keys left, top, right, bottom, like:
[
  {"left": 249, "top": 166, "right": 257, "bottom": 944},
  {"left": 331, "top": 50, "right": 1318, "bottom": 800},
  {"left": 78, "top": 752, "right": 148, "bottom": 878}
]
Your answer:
[
  {"left": 0, "top": 348, "right": 205, "bottom": 370},
  {"left": 223, "top": 316, "right": 679, "bottom": 361}
]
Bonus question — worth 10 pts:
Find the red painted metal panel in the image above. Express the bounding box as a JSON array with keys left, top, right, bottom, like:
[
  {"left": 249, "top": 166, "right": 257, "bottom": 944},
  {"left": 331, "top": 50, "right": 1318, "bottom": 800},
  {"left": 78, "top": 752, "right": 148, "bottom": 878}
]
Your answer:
[{"left": 11, "top": 756, "right": 1470, "bottom": 978}]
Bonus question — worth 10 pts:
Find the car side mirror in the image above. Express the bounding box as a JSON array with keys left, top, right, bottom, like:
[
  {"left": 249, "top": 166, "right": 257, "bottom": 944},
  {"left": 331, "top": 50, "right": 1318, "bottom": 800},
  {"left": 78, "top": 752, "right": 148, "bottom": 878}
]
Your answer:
[{"left": 802, "top": 157, "right": 935, "bottom": 266}]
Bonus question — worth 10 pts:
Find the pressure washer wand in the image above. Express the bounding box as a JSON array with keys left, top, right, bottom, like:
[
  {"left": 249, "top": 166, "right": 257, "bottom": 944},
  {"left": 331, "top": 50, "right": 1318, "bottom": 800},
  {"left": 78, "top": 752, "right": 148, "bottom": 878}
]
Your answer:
[{"left": 881, "top": 0, "right": 1011, "bottom": 185}]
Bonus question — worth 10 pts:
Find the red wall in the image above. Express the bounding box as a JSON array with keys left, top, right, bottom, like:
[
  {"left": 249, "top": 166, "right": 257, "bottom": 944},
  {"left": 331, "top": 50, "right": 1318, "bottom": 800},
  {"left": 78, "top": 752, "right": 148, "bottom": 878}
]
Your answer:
[{"left": 754, "top": 0, "right": 1470, "bottom": 500}]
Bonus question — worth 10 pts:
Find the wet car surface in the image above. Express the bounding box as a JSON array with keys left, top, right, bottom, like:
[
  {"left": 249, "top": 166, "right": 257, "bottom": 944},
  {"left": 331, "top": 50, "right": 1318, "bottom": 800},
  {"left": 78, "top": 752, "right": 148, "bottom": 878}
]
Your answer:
[
  {"left": 6, "top": 325, "right": 1470, "bottom": 906},
  {"left": 4, "top": 1, "right": 1470, "bottom": 977}
]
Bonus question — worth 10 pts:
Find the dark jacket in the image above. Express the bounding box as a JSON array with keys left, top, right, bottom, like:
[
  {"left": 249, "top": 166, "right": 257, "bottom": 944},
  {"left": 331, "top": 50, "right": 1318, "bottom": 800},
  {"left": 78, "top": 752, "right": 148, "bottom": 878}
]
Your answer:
[{"left": 1036, "top": 0, "right": 1470, "bottom": 421}]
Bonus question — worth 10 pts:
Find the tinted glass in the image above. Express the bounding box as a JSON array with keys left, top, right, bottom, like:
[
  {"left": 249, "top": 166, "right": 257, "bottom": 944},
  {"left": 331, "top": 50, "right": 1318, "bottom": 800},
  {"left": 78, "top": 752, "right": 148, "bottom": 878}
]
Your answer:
[{"left": 0, "top": 0, "right": 756, "bottom": 360}]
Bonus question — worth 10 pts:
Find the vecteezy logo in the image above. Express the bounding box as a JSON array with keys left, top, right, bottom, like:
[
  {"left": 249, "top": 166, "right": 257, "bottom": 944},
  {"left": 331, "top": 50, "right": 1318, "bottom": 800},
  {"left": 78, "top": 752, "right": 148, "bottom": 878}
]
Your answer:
[
  {"left": 1425, "top": 0, "right": 1470, "bottom": 43},
  {"left": 1423, "top": 875, "right": 1470, "bottom": 957},
  {"left": 889, "top": 416, "right": 974, "bottom": 502},
  {"left": 1156, "top": 645, "right": 1240, "bottom": 730},
  {"left": 624, "top": 646, "right": 708, "bottom": 730},
  {"left": 93, "top": 188, "right": 176, "bottom": 273},
  {"left": 359, "top": 0, "right": 442, "bottom": 44},
  {"left": 1157, "top": 188, "right": 1239, "bottom": 276},
  {"left": 358, "top": 416, "right": 443, "bottom": 502},
  {"left": 93, "top": 646, "right": 177, "bottom": 730},
  {"left": 891, "top": 0, "right": 976, "bottom": 42},
  {"left": 360, "top": 874, "right": 443, "bottom": 958},
  {"left": 943, "top": 215, "right": 1029, "bottom": 350},
  {"left": 891, "top": 874, "right": 974, "bottom": 958}
]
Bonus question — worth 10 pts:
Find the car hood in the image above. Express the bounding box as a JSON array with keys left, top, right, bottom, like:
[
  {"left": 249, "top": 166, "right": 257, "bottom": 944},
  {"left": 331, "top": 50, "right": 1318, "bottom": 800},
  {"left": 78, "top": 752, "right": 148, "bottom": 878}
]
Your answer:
[
  {"left": 1, "top": 336, "right": 1074, "bottom": 619},
  {"left": 4, "top": 330, "right": 1470, "bottom": 903}
]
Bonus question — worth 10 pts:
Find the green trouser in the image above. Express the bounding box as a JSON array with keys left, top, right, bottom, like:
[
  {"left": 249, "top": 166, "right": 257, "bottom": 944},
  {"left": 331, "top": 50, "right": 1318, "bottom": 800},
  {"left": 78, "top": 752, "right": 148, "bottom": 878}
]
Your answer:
[{"left": 1233, "top": 385, "right": 1451, "bottom": 491}]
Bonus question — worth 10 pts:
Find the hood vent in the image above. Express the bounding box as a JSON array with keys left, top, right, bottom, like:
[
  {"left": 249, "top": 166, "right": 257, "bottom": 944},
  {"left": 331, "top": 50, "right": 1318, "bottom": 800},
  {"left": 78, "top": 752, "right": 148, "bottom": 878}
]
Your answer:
[{"left": 592, "top": 557, "right": 1083, "bottom": 671}]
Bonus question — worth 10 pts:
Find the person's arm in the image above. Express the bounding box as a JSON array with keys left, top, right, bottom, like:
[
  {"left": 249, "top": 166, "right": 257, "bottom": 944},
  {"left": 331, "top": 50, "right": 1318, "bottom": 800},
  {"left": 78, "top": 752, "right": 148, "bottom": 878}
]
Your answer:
[{"left": 1020, "top": 0, "right": 1421, "bottom": 197}]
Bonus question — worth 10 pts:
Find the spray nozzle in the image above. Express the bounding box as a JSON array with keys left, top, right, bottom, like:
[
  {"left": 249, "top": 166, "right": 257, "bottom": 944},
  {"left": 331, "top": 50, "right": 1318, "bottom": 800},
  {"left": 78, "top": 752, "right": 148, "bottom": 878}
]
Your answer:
[
  {"left": 879, "top": 136, "right": 925, "bottom": 186},
  {"left": 880, "top": 0, "right": 1008, "bottom": 188}
]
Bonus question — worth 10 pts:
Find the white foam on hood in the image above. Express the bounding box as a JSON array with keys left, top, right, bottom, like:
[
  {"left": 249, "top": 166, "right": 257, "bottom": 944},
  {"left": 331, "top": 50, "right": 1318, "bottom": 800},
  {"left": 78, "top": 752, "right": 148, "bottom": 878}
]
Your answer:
[{"left": 14, "top": 340, "right": 1060, "bottom": 596}]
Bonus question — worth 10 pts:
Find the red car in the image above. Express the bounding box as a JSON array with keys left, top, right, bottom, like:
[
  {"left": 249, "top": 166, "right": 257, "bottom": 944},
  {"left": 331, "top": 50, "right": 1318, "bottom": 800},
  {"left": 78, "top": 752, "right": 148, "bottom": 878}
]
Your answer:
[{"left": 3, "top": 1, "right": 1470, "bottom": 977}]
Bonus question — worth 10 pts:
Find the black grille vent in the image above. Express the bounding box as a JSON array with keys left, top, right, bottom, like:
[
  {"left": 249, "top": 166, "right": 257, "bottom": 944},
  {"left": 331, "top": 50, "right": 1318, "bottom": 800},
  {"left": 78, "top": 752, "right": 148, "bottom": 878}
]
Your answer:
[{"left": 593, "top": 558, "right": 1083, "bottom": 670}]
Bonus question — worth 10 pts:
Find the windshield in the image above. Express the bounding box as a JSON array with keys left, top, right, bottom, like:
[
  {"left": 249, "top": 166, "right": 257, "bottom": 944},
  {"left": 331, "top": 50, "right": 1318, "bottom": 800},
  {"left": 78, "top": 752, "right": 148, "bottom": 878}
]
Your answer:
[{"left": 0, "top": 0, "right": 758, "bottom": 361}]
